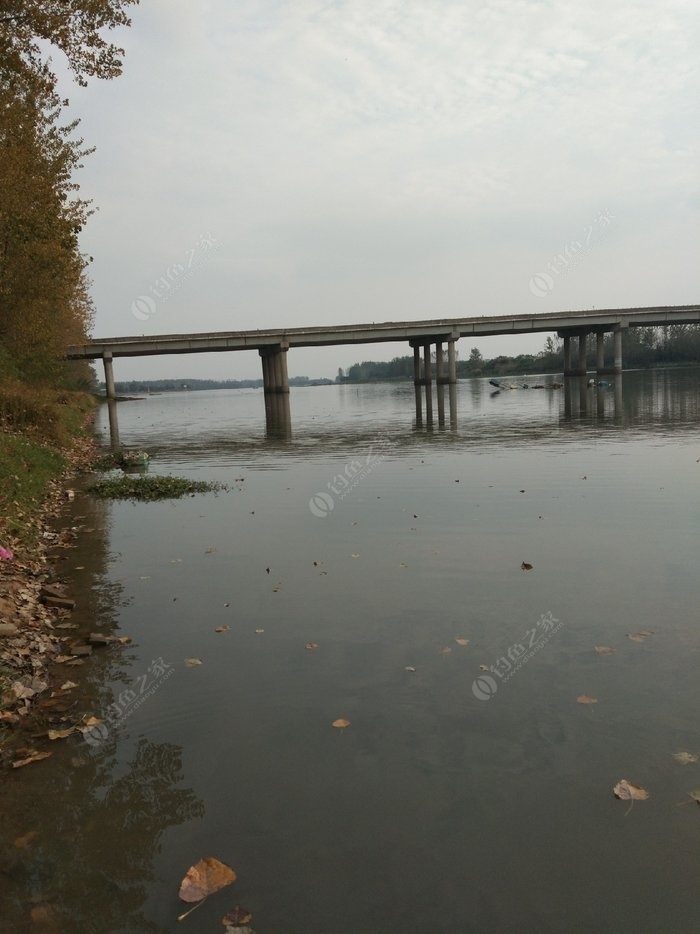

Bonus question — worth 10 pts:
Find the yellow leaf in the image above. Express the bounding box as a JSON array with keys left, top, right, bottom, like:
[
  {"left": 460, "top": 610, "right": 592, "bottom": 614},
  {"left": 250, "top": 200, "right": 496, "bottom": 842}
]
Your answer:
[
  {"left": 332, "top": 718, "right": 350, "bottom": 729},
  {"left": 184, "top": 658, "right": 203, "bottom": 667},
  {"left": 594, "top": 645, "right": 615, "bottom": 655},
  {"left": 305, "top": 642, "right": 319, "bottom": 650},
  {"left": 215, "top": 625, "right": 230, "bottom": 633},
  {"left": 613, "top": 779, "right": 649, "bottom": 801},
  {"left": 48, "top": 727, "right": 76, "bottom": 740},
  {"left": 454, "top": 638, "right": 470, "bottom": 646},
  {"left": 576, "top": 694, "right": 598, "bottom": 704}
]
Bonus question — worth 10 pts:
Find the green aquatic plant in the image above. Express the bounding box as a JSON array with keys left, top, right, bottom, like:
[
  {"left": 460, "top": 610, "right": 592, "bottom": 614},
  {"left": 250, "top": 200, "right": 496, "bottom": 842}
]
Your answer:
[{"left": 90, "top": 475, "right": 225, "bottom": 501}]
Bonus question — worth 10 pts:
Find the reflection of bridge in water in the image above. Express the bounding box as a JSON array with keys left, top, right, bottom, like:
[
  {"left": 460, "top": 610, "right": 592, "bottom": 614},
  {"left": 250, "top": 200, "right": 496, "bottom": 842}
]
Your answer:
[{"left": 71, "top": 304, "right": 697, "bottom": 437}]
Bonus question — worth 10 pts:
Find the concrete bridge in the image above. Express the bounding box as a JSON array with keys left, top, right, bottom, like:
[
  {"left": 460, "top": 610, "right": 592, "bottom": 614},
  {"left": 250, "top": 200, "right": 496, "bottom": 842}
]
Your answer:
[{"left": 68, "top": 304, "right": 700, "bottom": 402}]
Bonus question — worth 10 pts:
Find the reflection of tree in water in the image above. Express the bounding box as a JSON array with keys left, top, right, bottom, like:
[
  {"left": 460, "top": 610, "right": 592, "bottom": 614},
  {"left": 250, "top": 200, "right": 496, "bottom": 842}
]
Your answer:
[{"left": 2, "top": 738, "right": 204, "bottom": 933}]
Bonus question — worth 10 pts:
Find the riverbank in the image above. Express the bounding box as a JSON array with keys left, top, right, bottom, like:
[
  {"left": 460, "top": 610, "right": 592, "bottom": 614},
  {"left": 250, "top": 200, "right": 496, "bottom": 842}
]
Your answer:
[{"left": 0, "top": 385, "right": 101, "bottom": 762}]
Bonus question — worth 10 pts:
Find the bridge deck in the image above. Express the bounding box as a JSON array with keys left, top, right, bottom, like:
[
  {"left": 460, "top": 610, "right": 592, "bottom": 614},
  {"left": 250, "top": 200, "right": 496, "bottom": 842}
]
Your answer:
[{"left": 67, "top": 304, "right": 700, "bottom": 359}]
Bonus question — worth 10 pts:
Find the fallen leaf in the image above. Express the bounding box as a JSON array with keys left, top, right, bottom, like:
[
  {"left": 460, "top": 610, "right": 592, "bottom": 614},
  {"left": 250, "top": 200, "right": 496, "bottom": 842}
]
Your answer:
[
  {"left": 0, "top": 710, "right": 19, "bottom": 723},
  {"left": 521, "top": 562, "right": 533, "bottom": 571},
  {"left": 439, "top": 646, "right": 452, "bottom": 656},
  {"left": 60, "top": 681, "right": 78, "bottom": 690},
  {"left": 672, "top": 752, "right": 698, "bottom": 765},
  {"left": 594, "top": 645, "right": 615, "bottom": 655},
  {"left": 627, "top": 630, "right": 654, "bottom": 643},
  {"left": 479, "top": 664, "right": 489, "bottom": 671},
  {"left": 688, "top": 789, "right": 700, "bottom": 804},
  {"left": 255, "top": 628, "right": 264, "bottom": 634},
  {"left": 351, "top": 554, "right": 360, "bottom": 558},
  {"left": 454, "top": 638, "right": 470, "bottom": 646},
  {"left": 76, "top": 716, "right": 103, "bottom": 733},
  {"left": 12, "top": 750, "right": 52, "bottom": 769},
  {"left": 332, "top": 718, "right": 350, "bottom": 729},
  {"left": 48, "top": 727, "right": 76, "bottom": 740},
  {"left": 185, "top": 658, "right": 203, "bottom": 667},
  {"left": 179, "top": 856, "right": 237, "bottom": 903},
  {"left": 215, "top": 625, "right": 230, "bottom": 633},
  {"left": 54, "top": 655, "right": 74, "bottom": 663},
  {"left": 404, "top": 666, "right": 416, "bottom": 672},
  {"left": 577, "top": 694, "right": 598, "bottom": 705},
  {"left": 205, "top": 547, "right": 216, "bottom": 554},
  {"left": 305, "top": 642, "right": 319, "bottom": 650}
]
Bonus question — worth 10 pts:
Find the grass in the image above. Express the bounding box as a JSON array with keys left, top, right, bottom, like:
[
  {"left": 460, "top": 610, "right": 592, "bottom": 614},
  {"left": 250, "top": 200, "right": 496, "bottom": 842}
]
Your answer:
[
  {"left": 89, "top": 475, "right": 225, "bottom": 501},
  {"left": 0, "top": 433, "right": 67, "bottom": 545}
]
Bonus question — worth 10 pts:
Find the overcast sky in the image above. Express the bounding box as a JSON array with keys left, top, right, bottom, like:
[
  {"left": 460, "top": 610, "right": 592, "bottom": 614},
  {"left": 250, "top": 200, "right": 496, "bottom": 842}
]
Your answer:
[{"left": 57, "top": 0, "right": 699, "bottom": 381}]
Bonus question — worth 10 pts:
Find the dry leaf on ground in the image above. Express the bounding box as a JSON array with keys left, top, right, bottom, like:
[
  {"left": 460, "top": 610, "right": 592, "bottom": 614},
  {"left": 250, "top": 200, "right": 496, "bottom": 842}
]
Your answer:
[
  {"left": 14, "top": 830, "right": 39, "bottom": 848},
  {"left": 48, "top": 727, "right": 76, "bottom": 740},
  {"left": 332, "top": 718, "right": 350, "bottom": 729},
  {"left": 577, "top": 695, "right": 598, "bottom": 705},
  {"left": 178, "top": 856, "right": 237, "bottom": 903},
  {"left": 672, "top": 752, "right": 698, "bottom": 766}
]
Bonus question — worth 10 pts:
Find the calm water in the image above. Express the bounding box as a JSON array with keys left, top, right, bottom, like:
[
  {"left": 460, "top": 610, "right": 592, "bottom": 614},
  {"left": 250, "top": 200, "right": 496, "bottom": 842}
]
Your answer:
[{"left": 3, "top": 370, "right": 700, "bottom": 933}]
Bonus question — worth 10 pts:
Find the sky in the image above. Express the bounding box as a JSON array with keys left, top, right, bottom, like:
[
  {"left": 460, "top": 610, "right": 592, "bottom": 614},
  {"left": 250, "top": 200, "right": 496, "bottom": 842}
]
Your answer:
[{"left": 55, "top": 0, "right": 699, "bottom": 381}]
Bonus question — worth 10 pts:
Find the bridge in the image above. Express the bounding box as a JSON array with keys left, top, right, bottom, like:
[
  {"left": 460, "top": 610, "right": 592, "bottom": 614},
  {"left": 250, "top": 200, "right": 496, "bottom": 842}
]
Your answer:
[{"left": 68, "top": 304, "right": 700, "bottom": 401}]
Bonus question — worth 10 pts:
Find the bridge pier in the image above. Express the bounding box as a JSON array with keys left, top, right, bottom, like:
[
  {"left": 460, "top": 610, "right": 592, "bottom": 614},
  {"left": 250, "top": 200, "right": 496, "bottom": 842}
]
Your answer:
[
  {"left": 259, "top": 344, "right": 290, "bottom": 394},
  {"left": 103, "top": 351, "right": 116, "bottom": 400},
  {"left": 423, "top": 343, "right": 433, "bottom": 421},
  {"left": 596, "top": 325, "right": 625, "bottom": 375},
  {"left": 562, "top": 335, "right": 572, "bottom": 375},
  {"left": 577, "top": 332, "right": 588, "bottom": 375}
]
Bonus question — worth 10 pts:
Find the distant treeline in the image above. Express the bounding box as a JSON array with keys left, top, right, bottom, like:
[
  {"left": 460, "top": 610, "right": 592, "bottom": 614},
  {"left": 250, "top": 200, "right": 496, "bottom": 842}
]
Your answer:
[
  {"left": 106, "top": 376, "right": 335, "bottom": 393},
  {"left": 340, "top": 325, "right": 700, "bottom": 381}
]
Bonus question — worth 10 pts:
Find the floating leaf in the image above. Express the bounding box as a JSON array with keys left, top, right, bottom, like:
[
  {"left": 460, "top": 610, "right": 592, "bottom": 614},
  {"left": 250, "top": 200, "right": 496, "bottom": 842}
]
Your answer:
[
  {"left": 305, "top": 642, "right": 319, "bottom": 650},
  {"left": 479, "top": 664, "right": 489, "bottom": 671},
  {"left": 577, "top": 694, "right": 598, "bottom": 705},
  {"left": 627, "top": 630, "right": 654, "bottom": 643},
  {"left": 178, "top": 856, "right": 236, "bottom": 903},
  {"left": 215, "top": 625, "right": 230, "bottom": 633},
  {"left": 184, "top": 658, "right": 203, "bottom": 667},
  {"left": 332, "top": 718, "right": 350, "bottom": 729},
  {"left": 351, "top": 554, "right": 360, "bottom": 558},
  {"left": 14, "top": 830, "right": 39, "bottom": 848},
  {"left": 255, "top": 628, "right": 264, "bottom": 634},
  {"left": 405, "top": 666, "right": 416, "bottom": 672},
  {"left": 222, "top": 906, "right": 253, "bottom": 926},
  {"left": 439, "top": 646, "right": 452, "bottom": 656},
  {"left": 613, "top": 779, "right": 649, "bottom": 815},
  {"left": 521, "top": 562, "right": 533, "bottom": 571},
  {"left": 12, "top": 750, "right": 52, "bottom": 769},
  {"left": 594, "top": 645, "right": 615, "bottom": 655},
  {"left": 673, "top": 752, "right": 698, "bottom": 766},
  {"left": 454, "top": 638, "right": 470, "bottom": 646},
  {"left": 688, "top": 789, "right": 700, "bottom": 804}
]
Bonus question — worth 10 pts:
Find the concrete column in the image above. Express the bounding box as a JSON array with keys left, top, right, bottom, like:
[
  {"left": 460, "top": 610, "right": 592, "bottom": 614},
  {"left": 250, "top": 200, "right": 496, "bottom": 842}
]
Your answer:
[
  {"left": 596, "top": 331, "right": 605, "bottom": 373},
  {"left": 448, "top": 383, "right": 457, "bottom": 429},
  {"left": 412, "top": 344, "right": 422, "bottom": 421},
  {"left": 614, "top": 328, "right": 623, "bottom": 373},
  {"left": 437, "top": 383, "right": 445, "bottom": 426},
  {"left": 277, "top": 346, "right": 290, "bottom": 394},
  {"left": 259, "top": 349, "right": 272, "bottom": 392},
  {"left": 577, "top": 332, "right": 587, "bottom": 375},
  {"left": 435, "top": 342, "right": 445, "bottom": 384},
  {"left": 563, "top": 335, "right": 572, "bottom": 376},
  {"left": 103, "top": 351, "right": 116, "bottom": 400},
  {"left": 423, "top": 343, "right": 433, "bottom": 420},
  {"left": 447, "top": 339, "right": 457, "bottom": 384}
]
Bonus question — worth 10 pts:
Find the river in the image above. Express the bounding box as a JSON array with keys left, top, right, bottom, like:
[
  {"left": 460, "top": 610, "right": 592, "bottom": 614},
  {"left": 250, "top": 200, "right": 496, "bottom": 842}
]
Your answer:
[{"left": 2, "top": 369, "right": 700, "bottom": 933}]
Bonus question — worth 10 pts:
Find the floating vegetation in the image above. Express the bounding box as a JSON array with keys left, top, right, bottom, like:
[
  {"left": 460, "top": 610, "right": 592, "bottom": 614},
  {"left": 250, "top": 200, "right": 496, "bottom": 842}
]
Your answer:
[{"left": 90, "top": 475, "right": 225, "bottom": 501}]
